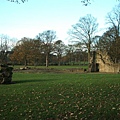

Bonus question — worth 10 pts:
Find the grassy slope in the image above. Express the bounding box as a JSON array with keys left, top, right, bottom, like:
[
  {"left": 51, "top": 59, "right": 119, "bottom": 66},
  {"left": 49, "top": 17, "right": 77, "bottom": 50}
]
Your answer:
[{"left": 0, "top": 73, "right": 120, "bottom": 120}]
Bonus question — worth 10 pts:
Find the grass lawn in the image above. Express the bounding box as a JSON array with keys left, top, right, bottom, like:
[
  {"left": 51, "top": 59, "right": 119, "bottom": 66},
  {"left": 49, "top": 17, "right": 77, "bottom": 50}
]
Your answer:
[
  {"left": 13, "top": 65, "right": 88, "bottom": 70},
  {"left": 0, "top": 72, "right": 120, "bottom": 120}
]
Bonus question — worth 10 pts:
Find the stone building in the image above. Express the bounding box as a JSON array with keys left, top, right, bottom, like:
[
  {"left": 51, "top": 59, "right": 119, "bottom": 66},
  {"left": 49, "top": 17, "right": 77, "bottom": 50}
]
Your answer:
[{"left": 90, "top": 51, "right": 120, "bottom": 73}]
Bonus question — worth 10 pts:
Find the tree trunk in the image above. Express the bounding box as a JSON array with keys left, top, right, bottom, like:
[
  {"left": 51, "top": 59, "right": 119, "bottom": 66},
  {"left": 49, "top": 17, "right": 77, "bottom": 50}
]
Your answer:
[
  {"left": 24, "top": 59, "right": 27, "bottom": 66},
  {"left": 58, "top": 55, "right": 61, "bottom": 66},
  {"left": 46, "top": 53, "right": 49, "bottom": 67},
  {"left": 88, "top": 43, "right": 91, "bottom": 71}
]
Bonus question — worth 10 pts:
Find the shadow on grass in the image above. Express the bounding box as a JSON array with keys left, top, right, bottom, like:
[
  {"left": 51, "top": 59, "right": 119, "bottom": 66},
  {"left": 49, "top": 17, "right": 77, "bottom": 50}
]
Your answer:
[{"left": 13, "top": 78, "right": 58, "bottom": 84}]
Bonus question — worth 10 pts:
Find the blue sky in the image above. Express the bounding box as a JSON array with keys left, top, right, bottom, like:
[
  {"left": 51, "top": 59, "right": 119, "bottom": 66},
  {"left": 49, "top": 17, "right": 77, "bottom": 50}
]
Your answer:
[{"left": 0, "top": 0, "right": 119, "bottom": 44}]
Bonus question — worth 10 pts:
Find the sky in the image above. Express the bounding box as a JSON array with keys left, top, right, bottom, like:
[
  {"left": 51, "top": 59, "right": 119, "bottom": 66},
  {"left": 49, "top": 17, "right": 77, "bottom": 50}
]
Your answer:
[{"left": 0, "top": 0, "right": 119, "bottom": 44}]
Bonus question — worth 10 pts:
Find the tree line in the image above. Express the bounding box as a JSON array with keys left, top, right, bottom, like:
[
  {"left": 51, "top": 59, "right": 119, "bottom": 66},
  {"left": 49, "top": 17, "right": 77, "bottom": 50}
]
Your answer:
[
  {"left": 0, "top": 3, "right": 120, "bottom": 67},
  {"left": 8, "top": 34, "right": 88, "bottom": 67}
]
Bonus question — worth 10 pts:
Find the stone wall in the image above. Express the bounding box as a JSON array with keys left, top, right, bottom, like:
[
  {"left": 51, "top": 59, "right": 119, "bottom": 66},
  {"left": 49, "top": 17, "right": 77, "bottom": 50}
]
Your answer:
[
  {"left": 90, "top": 51, "right": 120, "bottom": 73},
  {"left": 98, "top": 62, "right": 120, "bottom": 73}
]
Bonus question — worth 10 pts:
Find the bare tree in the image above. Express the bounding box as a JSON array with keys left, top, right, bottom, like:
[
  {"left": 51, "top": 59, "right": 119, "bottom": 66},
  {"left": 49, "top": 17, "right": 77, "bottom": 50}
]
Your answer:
[
  {"left": 65, "top": 44, "right": 77, "bottom": 65},
  {"left": 106, "top": 4, "right": 120, "bottom": 38},
  {"left": 54, "top": 40, "right": 66, "bottom": 66},
  {"left": 69, "top": 14, "right": 98, "bottom": 68},
  {"left": 36, "top": 30, "right": 56, "bottom": 67},
  {"left": 97, "top": 3, "right": 120, "bottom": 63},
  {"left": 0, "top": 35, "right": 11, "bottom": 65}
]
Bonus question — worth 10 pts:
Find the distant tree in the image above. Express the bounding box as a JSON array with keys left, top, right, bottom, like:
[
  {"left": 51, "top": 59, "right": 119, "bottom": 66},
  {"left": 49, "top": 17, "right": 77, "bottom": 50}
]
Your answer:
[
  {"left": 74, "top": 42, "right": 85, "bottom": 64},
  {"left": 65, "top": 44, "right": 76, "bottom": 65},
  {"left": 29, "top": 39, "right": 43, "bottom": 66},
  {"left": 54, "top": 40, "right": 66, "bottom": 66},
  {"left": 10, "top": 37, "right": 42, "bottom": 66},
  {"left": 10, "top": 37, "right": 31, "bottom": 66},
  {"left": 68, "top": 14, "right": 98, "bottom": 68},
  {"left": 36, "top": 30, "right": 56, "bottom": 67},
  {"left": 0, "top": 35, "right": 11, "bottom": 65},
  {"left": 64, "top": 43, "right": 88, "bottom": 65},
  {"left": 10, "top": 44, "right": 22, "bottom": 65}
]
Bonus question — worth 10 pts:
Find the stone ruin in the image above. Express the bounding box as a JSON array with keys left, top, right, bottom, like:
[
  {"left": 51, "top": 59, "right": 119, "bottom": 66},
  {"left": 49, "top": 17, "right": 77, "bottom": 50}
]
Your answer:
[
  {"left": 90, "top": 51, "right": 120, "bottom": 73},
  {"left": 0, "top": 65, "right": 13, "bottom": 84}
]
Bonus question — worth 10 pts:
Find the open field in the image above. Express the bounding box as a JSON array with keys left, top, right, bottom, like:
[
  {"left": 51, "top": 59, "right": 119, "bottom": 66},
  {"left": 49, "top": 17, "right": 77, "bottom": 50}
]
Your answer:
[
  {"left": 0, "top": 72, "right": 120, "bottom": 120},
  {"left": 13, "top": 65, "right": 88, "bottom": 70}
]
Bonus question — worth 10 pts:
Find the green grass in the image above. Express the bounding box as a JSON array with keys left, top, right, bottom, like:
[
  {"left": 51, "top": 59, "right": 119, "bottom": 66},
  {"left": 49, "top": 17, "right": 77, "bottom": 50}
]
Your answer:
[
  {"left": 0, "top": 73, "right": 120, "bottom": 120},
  {"left": 13, "top": 65, "right": 88, "bottom": 70}
]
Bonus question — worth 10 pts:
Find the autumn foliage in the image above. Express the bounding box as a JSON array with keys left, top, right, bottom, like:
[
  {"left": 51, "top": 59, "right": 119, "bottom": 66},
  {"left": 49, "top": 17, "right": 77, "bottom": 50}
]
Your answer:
[{"left": 10, "top": 37, "right": 43, "bottom": 66}]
